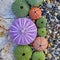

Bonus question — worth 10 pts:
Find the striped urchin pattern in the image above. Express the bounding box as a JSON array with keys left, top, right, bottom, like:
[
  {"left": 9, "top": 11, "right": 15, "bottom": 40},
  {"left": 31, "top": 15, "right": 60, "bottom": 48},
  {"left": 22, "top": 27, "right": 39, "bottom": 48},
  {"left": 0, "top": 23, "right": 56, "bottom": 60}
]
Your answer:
[{"left": 9, "top": 18, "right": 37, "bottom": 45}]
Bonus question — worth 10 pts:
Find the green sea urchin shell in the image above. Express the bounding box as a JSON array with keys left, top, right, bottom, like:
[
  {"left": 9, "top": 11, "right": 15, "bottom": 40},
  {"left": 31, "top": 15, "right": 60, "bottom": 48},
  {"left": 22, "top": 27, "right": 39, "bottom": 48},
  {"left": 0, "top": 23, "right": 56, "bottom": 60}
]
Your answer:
[
  {"left": 12, "top": 0, "right": 29, "bottom": 17},
  {"left": 26, "top": 0, "right": 43, "bottom": 6},
  {"left": 36, "top": 17, "right": 47, "bottom": 28},
  {"left": 32, "top": 51, "right": 45, "bottom": 60},
  {"left": 38, "top": 28, "right": 46, "bottom": 37},
  {"left": 14, "top": 45, "right": 32, "bottom": 60}
]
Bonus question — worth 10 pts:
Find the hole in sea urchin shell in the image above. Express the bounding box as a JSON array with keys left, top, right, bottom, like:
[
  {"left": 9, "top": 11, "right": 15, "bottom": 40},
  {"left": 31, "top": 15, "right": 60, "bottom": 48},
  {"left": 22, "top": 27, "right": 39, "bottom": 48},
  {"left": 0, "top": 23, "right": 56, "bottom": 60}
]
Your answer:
[
  {"left": 41, "top": 21, "right": 43, "bottom": 23},
  {"left": 20, "top": 6, "right": 23, "bottom": 9},
  {"left": 34, "top": 11, "right": 37, "bottom": 14},
  {"left": 22, "top": 53, "right": 25, "bottom": 56},
  {"left": 38, "top": 59, "right": 40, "bottom": 60},
  {"left": 42, "top": 31, "right": 44, "bottom": 33},
  {"left": 39, "top": 45, "right": 41, "bottom": 47}
]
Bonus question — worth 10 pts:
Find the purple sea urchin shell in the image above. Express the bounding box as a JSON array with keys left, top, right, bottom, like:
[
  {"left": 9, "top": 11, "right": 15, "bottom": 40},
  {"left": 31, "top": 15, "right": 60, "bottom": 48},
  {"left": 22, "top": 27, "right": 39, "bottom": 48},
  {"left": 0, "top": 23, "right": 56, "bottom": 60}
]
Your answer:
[{"left": 9, "top": 18, "right": 37, "bottom": 45}]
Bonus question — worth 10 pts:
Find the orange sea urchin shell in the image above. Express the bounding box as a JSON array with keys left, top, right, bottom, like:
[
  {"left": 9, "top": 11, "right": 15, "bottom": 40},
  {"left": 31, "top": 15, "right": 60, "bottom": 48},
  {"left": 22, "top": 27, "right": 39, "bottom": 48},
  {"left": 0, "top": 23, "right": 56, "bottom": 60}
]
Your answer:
[{"left": 29, "top": 7, "right": 42, "bottom": 20}]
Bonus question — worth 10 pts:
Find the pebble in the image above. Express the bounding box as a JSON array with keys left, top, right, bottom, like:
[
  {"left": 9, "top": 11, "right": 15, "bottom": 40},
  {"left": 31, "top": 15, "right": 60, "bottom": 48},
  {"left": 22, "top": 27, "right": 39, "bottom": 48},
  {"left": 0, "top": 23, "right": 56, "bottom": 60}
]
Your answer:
[
  {"left": 57, "top": 24, "right": 60, "bottom": 28},
  {"left": 57, "top": 14, "right": 60, "bottom": 20},
  {"left": 47, "top": 53, "right": 52, "bottom": 59},
  {"left": 54, "top": 50, "right": 59, "bottom": 56},
  {"left": 58, "top": 6, "right": 60, "bottom": 10},
  {"left": 47, "top": 4, "right": 52, "bottom": 8},
  {"left": 57, "top": 44, "right": 60, "bottom": 48},
  {"left": 44, "top": 49, "right": 48, "bottom": 54}
]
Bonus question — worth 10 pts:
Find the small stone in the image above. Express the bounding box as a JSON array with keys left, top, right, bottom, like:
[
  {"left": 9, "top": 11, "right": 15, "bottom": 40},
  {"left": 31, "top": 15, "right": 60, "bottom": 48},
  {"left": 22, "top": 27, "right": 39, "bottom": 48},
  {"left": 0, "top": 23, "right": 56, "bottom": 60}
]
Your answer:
[
  {"left": 47, "top": 4, "right": 52, "bottom": 8},
  {"left": 57, "top": 44, "right": 60, "bottom": 48},
  {"left": 54, "top": 50, "right": 59, "bottom": 56},
  {"left": 44, "top": 49, "right": 48, "bottom": 54},
  {"left": 48, "top": 38, "right": 53, "bottom": 43},
  {"left": 54, "top": 12, "right": 58, "bottom": 16},
  {"left": 57, "top": 24, "right": 60, "bottom": 28},
  {"left": 57, "top": 14, "right": 60, "bottom": 20},
  {"left": 58, "top": 6, "right": 60, "bottom": 10},
  {"left": 0, "top": 57, "right": 3, "bottom": 60},
  {"left": 53, "top": 40, "right": 58, "bottom": 45},
  {"left": 48, "top": 44, "right": 51, "bottom": 47},
  {"left": 47, "top": 53, "right": 52, "bottom": 59},
  {"left": 50, "top": 42, "right": 53, "bottom": 46},
  {"left": 49, "top": 29, "right": 52, "bottom": 33}
]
